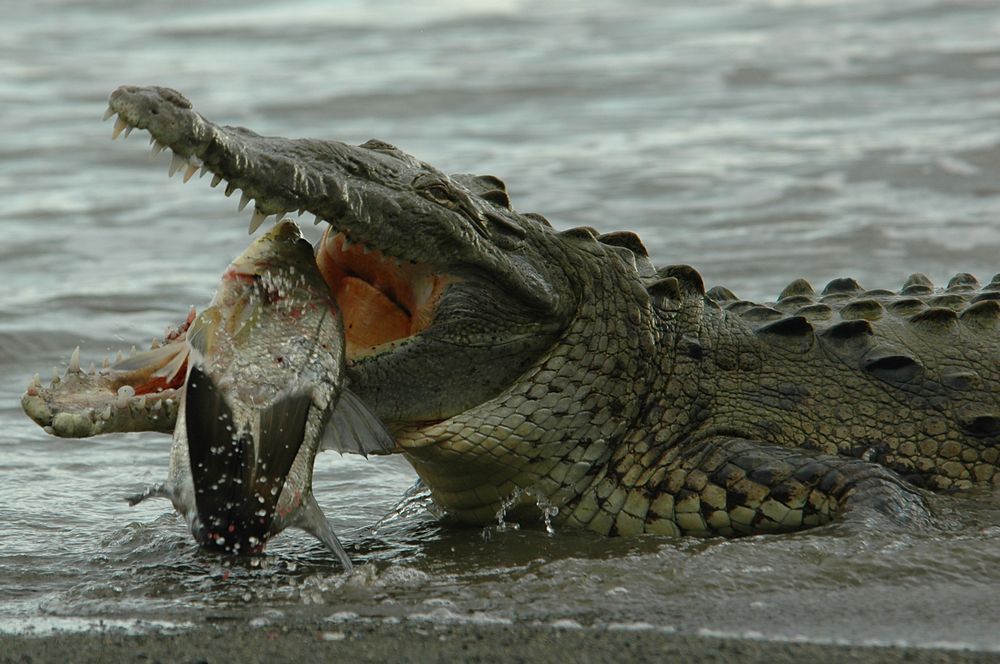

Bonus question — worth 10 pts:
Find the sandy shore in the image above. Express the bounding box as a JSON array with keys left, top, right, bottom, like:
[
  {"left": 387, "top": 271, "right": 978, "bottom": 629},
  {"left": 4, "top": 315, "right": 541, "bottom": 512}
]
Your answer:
[{"left": 1, "top": 619, "right": 995, "bottom": 664}]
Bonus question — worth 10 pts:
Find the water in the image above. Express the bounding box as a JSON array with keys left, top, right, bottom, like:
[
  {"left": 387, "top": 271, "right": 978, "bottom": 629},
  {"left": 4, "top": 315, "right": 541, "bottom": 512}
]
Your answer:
[{"left": 2, "top": 0, "right": 999, "bottom": 651}]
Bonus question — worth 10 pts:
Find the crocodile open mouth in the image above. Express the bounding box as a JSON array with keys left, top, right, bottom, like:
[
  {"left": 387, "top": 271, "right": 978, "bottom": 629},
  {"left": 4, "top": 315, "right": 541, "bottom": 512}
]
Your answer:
[
  {"left": 316, "top": 228, "right": 451, "bottom": 360},
  {"left": 103, "top": 94, "right": 453, "bottom": 363}
]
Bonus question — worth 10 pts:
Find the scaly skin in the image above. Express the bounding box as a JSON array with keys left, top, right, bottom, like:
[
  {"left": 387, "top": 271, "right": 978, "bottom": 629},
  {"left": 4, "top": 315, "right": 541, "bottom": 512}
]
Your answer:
[{"left": 25, "top": 85, "right": 999, "bottom": 538}]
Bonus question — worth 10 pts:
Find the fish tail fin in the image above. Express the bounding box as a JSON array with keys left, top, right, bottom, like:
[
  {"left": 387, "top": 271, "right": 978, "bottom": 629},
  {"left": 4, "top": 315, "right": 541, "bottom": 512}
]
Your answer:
[{"left": 186, "top": 366, "right": 311, "bottom": 554}]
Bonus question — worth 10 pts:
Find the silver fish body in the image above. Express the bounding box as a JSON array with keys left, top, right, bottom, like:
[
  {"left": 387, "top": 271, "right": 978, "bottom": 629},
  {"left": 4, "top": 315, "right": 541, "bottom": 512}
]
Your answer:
[{"left": 137, "top": 220, "right": 393, "bottom": 568}]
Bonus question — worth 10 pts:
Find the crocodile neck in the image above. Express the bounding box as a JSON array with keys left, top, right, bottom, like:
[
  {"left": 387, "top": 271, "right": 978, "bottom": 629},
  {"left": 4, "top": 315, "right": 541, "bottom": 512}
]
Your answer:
[{"left": 397, "top": 239, "right": 666, "bottom": 524}]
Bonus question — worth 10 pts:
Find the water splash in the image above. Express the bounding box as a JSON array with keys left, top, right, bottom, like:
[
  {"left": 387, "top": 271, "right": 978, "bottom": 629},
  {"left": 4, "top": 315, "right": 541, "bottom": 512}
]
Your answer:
[
  {"left": 369, "top": 479, "right": 439, "bottom": 535},
  {"left": 493, "top": 487, "right": 560, "bottom": 536}
]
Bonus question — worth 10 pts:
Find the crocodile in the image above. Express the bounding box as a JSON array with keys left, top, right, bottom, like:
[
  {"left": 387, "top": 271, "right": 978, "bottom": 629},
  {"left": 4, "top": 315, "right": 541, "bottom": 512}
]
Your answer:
[{"left": 24, "top": 85, "right": 1000, "bottom": 538}]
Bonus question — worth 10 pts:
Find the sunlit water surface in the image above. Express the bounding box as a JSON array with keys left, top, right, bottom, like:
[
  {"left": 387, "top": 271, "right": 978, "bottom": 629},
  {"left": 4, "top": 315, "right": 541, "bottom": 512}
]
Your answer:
[{"left": 1, "top": 0, "right": 999, "bottom": 652}]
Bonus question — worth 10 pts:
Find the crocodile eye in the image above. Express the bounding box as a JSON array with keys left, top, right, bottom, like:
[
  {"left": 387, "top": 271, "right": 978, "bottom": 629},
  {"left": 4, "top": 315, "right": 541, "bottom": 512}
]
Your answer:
[{"left": 423, "top": 184, "right": 456, "bottom": 207}]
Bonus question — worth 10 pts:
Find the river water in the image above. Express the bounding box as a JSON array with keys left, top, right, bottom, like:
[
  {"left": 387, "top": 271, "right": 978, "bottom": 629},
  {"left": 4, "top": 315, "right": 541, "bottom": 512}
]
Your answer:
[{"left": 1, "top": 0, "right": 999, "bottom": 652}]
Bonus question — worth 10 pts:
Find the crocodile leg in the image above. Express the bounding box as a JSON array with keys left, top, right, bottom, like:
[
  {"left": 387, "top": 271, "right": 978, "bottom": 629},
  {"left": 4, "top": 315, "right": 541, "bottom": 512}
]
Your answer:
[{"left": 568, "top": 436, "right": 929, "bottom": 537}]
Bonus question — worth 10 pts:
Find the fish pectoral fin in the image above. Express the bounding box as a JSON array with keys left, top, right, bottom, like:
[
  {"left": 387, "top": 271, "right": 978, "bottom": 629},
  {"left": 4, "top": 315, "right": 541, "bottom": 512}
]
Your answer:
[
  {"left": 291, "top": 494, "right": 353, "bottom": 572},
  {"left": 110, "top": 339, "right": 187, "bottom": 373},
  {"left": 320, "top": 388, "right": 396, "bottom": 457}
]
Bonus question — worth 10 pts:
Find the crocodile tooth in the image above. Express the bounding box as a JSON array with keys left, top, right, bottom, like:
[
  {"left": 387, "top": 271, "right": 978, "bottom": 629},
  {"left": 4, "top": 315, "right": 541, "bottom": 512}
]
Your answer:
[
  {"left": 102, "top": 405, "right": 113, "bottom": 421},
  {"left": 151, "top": 141, "right": 166, "bottom": 156},
  {"left": 102, "top": 355, "right": 110, "bottom": 369},
  {"left": 123, "top": 126, "right": 134, "bottom": 139},
  {"left": 168, "top": 152, "right": 186, "bottom": 177},
  {"left": 149, "top": 135, "right": 157, "bottom": 146},
  {"left": 297, "top": 209, "right": 305, "bottom": 217},
  {"left": 116, "top": 350, "right": 125, "bottom": 363},
  {"left": 151, "top": 400, "right": 162, "bottom": 413},
  {"left": 248, "top": 209, "right": 267, "bottom": 234},
  {"left": 51, "top": 366, "right": 60, "bottom": 384},
  {"left": 102, "top": 107, "right": 115, "bottom": 121},
  {"left": 313, "top": 214, "right": 323, "bottom": 226},
  {"left": 111, "top": 117, "right": 129, "bottom": 140},
  {"left": 116, "top": 385, "right": 135, "bottom": 409},
  {"left": 211, "top": 173, "right": 223, "bottom": 188},
  {"left": 130, "top": 345, "right": 137, "bottom": 356},
  {"left": 238, "top": 192, "right": 252, "bottom": 212},
  {"left": 151, "top": 337, "right": 162, "bottom": 349},
  {"left": 88, "top": 362, "right": 97, "bottom": 375},
  {"left": 225, "top": 182, "right": 237, "bottom": 197},
  {"left": 199, "top": 164, "right": 209, "bottom": 178},
  {"left": 137, "top": 396, "right": 147, "bottom": 410},
  {"left": 30, "top": 373, "right": 41, "bottom": 389},
  {"left": 68, "top": 346, "right": 81, "bottom": 373},
  {"left": 183, "top": 163, "right": 199, "bottom": 182}
]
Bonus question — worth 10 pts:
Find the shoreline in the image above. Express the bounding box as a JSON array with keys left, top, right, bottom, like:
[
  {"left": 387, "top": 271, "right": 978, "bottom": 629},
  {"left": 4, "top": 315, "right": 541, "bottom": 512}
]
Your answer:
[{"left": 2, "top": 619, "right": 996, "bottom": 664}]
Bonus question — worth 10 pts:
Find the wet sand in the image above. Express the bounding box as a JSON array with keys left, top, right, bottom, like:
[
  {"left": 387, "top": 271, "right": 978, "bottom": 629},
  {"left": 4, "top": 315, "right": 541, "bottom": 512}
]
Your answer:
[{"left": 1, "top": 619, "right": 994, "bottom": 664}]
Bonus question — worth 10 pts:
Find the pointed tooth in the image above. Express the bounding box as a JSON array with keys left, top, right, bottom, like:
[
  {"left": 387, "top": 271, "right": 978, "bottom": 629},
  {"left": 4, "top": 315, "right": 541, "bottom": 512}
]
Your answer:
[
  {"left": 31, "top": 373, "right": 41, "bottom": 389},
  {"left": 297, "top": 209, "right": 305, "bottom": 217},
  {"left": 102, "top": 107, "right": 115, "bottom": 121},
  {"left": 248, "top": 209, "right": 268, "bottom": 234},
  {"left": 116, "top": 350, "right": 124, "bottom": 363},
  {"left": 69, "top": 346, "right": 81, "bottom": 373},
  {"left": 313, "top": 214, "right": 322, "bottom": 226},
  {"left": 123, "top": 126, "right": 134, "bottom": 139},
  {"left": 183, "top": 163, "right": 199, "bottom": 183},
  {"left": 149, "top": 135, "right": 157, "bottom": 145},
  {"left": 238, "top": 192, "right": 252, "bottom": 212},
  {"left": 51, "top": 366, "right": 60, "bottom": 383},
  {"left": 199, "top": 164, "right": 209, "bottom": 178},
  {"left": 211, "top": 173, "right": 223, "bottom": 188},
  {"left": 137, "top": 396, "right": 147, "bottom": 410},
  {"left": 151, "top": 141, "right": 166, "bottom": 156},
  {"left": 168, "top": 152, "right": 186, "bottom": 177},
  {"left": 225, "top": 182, "right": 237, "bottom": 197},
  {"left": 88, "top": 362, "right": 97, "bottom": 375},
  {"left": 102, "top": 355, "right": 110, "bottom": 369},
  {"left": 151, "top": 338, "right": 162, "bottom": 350},
  {"left": 111, "top": 117, "right": 129, "bottom": 139},
  {"left": 102, "top": 405, "right": 113, "bottom": 420},
  {"left": 130, "top": 345, "right": 137, "bottom": 356}
]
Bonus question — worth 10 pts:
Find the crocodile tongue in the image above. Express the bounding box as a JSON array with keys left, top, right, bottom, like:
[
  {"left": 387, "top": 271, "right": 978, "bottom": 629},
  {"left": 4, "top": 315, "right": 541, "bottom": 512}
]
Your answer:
[{"left": 316, "top": 225, "right": 450, "bottom": 357}]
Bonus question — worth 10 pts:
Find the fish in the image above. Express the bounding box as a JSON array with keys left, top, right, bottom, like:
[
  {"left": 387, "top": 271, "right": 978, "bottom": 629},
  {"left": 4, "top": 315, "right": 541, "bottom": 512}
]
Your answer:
[{"left": 131, "top": 219, "right": 394, "bottom": 569}]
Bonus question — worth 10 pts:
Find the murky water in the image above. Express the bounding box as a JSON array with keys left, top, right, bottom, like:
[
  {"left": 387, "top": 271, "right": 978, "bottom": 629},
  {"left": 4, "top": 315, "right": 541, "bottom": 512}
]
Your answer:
[{"left": 1, "top": 0, "right": 999, "bottom": 651}]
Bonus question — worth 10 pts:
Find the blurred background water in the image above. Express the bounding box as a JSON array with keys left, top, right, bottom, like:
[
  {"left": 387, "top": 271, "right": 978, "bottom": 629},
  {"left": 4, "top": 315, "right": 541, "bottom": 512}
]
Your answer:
[{"left": 1, "top": 0, "right": 999, "bottom": 651}]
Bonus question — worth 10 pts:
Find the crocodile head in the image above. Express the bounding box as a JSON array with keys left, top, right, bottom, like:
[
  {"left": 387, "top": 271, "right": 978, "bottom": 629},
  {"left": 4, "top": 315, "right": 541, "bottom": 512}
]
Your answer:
[
  {"left": 27, "top": 86, "right": 661, "bottom": 525},
  {"left": 103, "top": 85, "right": 578, "bottom": 428}
]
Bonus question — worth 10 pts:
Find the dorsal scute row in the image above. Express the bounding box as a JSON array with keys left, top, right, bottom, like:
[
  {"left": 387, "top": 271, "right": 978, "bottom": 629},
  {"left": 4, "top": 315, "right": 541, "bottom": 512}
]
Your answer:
[
  {"left": 698, "top": 272, "right": 1000, "bottom": 390},
  {"left": 708, "top": 272, "right": 1000, "bottom": 330}
]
